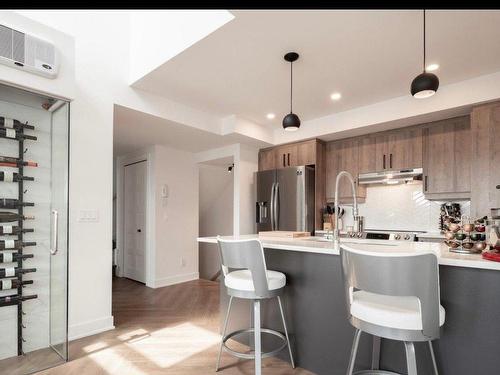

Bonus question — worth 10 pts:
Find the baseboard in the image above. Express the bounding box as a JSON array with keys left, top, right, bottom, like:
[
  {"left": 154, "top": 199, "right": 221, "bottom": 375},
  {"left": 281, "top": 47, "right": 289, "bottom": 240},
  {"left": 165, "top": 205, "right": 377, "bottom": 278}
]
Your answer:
[
  {"left": 69, "top": 315, "right": 115, "bottom": 341},
  {"left": 154, "top": 272, "right": 199, "bottom": 288}
]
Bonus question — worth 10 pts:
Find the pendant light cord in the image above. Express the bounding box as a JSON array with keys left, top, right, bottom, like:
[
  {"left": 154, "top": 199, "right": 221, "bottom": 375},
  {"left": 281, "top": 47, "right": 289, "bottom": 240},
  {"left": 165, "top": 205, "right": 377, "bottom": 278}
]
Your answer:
[
  {"left": 290, "top": 61, "right": 293, "bottom": 113},
  {"left": 423, "top": 9, "right": 426, "bottom": 71}
]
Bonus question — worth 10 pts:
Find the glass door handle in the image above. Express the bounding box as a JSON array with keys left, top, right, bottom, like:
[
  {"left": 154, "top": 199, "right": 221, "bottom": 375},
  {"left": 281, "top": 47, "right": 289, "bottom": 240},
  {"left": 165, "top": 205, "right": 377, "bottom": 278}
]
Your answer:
[{"left": 50, "top": 209, "right": 59, "bottom": 255}]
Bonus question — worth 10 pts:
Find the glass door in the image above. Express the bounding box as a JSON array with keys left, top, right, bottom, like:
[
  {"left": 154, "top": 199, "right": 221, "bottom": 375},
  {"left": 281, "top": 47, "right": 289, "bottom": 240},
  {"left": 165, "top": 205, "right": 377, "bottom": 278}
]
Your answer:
[
  {"left": 0, "top": 85, "right": 69, "bottom": 374},
  {"left": 49, "top": 100, "right": 69, "bottom": 361}
]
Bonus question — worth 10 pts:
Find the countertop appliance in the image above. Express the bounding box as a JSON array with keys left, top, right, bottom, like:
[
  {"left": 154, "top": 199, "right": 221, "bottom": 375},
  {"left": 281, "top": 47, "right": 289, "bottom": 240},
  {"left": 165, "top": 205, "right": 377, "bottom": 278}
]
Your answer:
[{"left": 256, "top": 166, "right": 315, "bottom": 233}]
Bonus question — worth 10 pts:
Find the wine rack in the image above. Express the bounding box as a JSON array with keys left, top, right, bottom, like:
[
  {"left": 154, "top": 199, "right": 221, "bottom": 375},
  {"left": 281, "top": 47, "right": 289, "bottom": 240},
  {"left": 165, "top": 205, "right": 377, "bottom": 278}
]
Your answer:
[{"left": 0, "top": 118, "right": 38, "bottom": 356}]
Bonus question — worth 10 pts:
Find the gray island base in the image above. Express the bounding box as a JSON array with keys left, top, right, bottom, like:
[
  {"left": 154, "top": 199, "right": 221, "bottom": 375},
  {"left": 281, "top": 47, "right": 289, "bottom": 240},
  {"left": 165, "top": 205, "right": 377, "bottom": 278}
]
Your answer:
[{"left": 219, "top": 247, "right": 500, "bottom": 375}]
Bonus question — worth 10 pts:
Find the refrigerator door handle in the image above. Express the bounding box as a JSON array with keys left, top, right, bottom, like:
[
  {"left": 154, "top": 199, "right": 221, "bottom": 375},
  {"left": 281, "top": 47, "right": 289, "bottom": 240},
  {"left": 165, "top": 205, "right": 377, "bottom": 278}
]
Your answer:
[
  {"left": 274, "top": 182, "right": 279, "bottom": 230},
  {"left": 270, "top": 182, "right": 276, "bottom": 231}
]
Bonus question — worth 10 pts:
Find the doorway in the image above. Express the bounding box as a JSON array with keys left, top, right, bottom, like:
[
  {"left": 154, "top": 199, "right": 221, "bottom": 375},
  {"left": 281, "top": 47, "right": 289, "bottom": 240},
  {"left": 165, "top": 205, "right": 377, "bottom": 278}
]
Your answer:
[
  {"left": 123, "top": 160, "right": 147, "bottom": 283},
  {"left": 198, "top": 157, "right": 234, "bottom": 281}
]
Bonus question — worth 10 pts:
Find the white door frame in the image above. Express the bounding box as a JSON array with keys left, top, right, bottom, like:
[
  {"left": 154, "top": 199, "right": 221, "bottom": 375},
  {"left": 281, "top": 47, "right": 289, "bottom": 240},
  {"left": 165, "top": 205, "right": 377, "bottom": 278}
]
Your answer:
[{"left": 116, "top": 150, "right": 155, "bottom": 288}]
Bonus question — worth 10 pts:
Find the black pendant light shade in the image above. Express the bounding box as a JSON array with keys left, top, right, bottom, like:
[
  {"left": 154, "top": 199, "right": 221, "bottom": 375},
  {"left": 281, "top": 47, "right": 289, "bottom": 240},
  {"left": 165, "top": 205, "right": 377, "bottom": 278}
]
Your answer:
[
  {"left": 411, "top": 72, "right": 439, "bottom": 98},
  {"left": 283, "top": 52, "right": 301, "bottom": 131},
  {"left": 283, "top": 113, "right": 301, "bottom": 131},
  {"left": 411, "top": 10, "right": 439, "bottom": 99}
]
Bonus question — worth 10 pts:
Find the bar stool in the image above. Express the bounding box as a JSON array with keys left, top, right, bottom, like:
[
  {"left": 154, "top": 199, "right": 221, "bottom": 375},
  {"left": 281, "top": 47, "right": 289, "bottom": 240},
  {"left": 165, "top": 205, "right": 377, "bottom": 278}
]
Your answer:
[
  {"left": 215, "top": 237, "right": 295, "bottom": 375},
  {"left": 340, "top": 245, "right": 445, "bottom": 375}
]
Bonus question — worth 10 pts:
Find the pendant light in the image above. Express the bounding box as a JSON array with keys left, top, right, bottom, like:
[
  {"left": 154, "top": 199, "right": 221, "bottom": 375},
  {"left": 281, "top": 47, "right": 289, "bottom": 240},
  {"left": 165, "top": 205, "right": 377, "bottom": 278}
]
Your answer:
[
  {"left": 282, "top": 52, "right": 301, "bottom": 131},
  {"left": 411, "top": 10, "right": 439, "bottom": 99}
]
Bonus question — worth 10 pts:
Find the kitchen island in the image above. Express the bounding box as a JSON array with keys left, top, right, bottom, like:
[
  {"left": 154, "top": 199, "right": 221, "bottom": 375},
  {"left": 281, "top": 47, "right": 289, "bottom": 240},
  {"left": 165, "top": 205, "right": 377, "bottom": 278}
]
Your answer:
[{"left": 198, "top": 235, "right": 500, "bottom": 375}]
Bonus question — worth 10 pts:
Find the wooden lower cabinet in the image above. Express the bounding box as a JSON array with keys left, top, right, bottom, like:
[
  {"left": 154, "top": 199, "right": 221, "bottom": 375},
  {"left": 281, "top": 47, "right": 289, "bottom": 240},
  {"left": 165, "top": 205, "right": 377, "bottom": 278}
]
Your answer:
[
  {"left": 326, "top": 138, "right": 366, "bottom": 203},
  {"left": 471, "top": 103, "right": 500, "bottom": 217},
  {"left": 422, "top": 116, "right": 471, "bottom": 200}
]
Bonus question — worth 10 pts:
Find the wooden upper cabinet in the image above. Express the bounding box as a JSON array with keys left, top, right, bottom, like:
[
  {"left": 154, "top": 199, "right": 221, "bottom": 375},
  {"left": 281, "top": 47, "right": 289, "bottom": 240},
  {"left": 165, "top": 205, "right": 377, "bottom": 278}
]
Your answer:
[
  {"left": 471, "top": 103, "right": 500, "bottom": 217},
  {"left": 275, "top": 144, "right": 298, "bottom": 168},
  {"left": 326, "top": 138, "right": 366, "bottom": 202},
  {"left": 258, "top": 148, "right": 276, "bottom": 171},
  {"left": 358, "top": 128, "right": 423, "bottom": 173},
  {"left": 391, "top": 128, "right": 423, "bottom": 170},
  {"left": 297, "top": 140, "right": 317, "bottom": 166},
  {"left": 423, "top": 116, "right": 471, "bottom": 199},
  {"left": 358, "top": 135, "right": 377, "bottom": 173}
]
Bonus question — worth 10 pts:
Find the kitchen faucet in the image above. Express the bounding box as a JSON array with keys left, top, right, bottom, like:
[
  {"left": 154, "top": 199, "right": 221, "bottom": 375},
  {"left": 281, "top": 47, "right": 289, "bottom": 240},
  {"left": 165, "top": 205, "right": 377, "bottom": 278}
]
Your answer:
[{"left": 333, "top": 171, "right": 362, "bottom": 249}]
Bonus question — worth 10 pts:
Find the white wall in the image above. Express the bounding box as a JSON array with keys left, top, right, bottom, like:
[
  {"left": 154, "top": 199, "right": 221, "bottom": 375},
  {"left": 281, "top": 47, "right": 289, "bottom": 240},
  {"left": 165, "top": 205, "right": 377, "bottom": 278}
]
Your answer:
[
  {"left": 152, "top": 144, "right": 199, "bottom": 287},
  {"left": 198, "top": 164, "right": 233, "bottom": 280}
]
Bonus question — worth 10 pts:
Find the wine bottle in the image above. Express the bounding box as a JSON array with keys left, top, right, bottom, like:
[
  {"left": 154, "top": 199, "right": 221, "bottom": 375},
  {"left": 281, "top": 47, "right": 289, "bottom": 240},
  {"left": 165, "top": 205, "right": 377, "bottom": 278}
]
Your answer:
[
  {"left": 0, "top": 199, "right": 34, "bottom": 209},
  {"left": 0, "top": 267, "right": 36, "bottom": 278},
  {"left": 0, "top": 253, "right": 33, "bottom": 263},
  {"left": 0, "top": 240, "right": 36, "bottom": 250},
  {"left": 0, "top": 128, "right": 37, "bottom": 141},
  {"left": 0, "top": 212, "right": 35, "bottom": 223},
  {"left": 0, "top": 172, "right": 34, "bottom": 182},
  {"left": 0, "top": 225, "right": 34, "bottom": 235},
  {"left": 0, "top": 116, "right": 35, "bottom": 130},
  {"left": 0, "top": 294, "right": 37, "bottom": 307},
  {"left": 0, "top": 156, "right": 37, "bottom": 168},
  {"left": 0, "top": 279, "right": 33, "bottom": 290}
]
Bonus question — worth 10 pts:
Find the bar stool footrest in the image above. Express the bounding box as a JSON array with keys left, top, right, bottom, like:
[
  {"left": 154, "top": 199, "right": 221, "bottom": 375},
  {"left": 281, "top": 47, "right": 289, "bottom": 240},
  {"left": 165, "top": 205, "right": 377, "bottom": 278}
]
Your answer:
[
  {"left": 354, "top": 371, "right": 403, "bottom": 375},
  {"left": 222, "top": 328, "right": 288, "bottom": 360}
]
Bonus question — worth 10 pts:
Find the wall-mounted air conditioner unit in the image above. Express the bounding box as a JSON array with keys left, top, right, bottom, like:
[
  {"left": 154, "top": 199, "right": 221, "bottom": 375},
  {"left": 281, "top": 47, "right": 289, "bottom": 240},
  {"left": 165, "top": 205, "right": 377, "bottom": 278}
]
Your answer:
[{"left": 0, "top": 24, "right": 58, "bottom": 79}]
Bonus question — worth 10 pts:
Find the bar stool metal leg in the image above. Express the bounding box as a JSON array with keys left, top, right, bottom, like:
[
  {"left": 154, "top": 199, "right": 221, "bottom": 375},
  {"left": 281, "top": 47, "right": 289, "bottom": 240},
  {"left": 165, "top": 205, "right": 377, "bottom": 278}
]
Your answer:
[
  {"left": 371, "top": 336, "right": 381, "bottom": 370},
  {"left": 277, "top": 296, "right": 295, "bottom": 368},
  {"left": 404, "top": 342, "right": 418, "bottom": 375},
  {"left": 215, "top": 296, "right": 233, "bottom": 372},
  {"left": 428, "top": 341, "right": 439, "bottom": 375},
  {"left": 254, "top": 300, "right": 262, "bottom": 375},
  {"left": 347, "top": 329, "right": 362, "bottom": 375}
]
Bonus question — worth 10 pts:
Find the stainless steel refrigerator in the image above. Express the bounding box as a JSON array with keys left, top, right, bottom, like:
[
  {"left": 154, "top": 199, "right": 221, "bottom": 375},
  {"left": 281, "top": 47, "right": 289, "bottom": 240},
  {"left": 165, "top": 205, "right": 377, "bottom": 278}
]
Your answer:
[{"left": 256, "top": 166, "right": 315, "bottom": 233}]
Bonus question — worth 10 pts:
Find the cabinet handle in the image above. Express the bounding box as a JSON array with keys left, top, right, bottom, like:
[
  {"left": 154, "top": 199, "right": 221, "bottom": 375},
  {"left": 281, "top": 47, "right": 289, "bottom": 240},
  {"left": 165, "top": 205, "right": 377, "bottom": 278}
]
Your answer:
[
  {"left": 389, "top": 153, "right": 393, "bottom": 169},
  {"left": 283, "top": 154, "right": 286, "bottom": 168},
  {"left": 287, "top": 153, "right": 290, "bottom": 166},
  {"left": 424, "top": 175, "right": 428, "bottom": 191},
  {"left": 383, "top": 154, "right": 386, "bottom": 169}
]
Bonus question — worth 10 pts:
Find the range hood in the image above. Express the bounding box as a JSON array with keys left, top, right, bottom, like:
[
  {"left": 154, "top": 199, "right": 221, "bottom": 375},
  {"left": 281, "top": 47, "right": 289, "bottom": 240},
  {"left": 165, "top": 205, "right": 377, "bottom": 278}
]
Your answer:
[{"left": 358, "top": 168, "right": 423, "bottom": 185}]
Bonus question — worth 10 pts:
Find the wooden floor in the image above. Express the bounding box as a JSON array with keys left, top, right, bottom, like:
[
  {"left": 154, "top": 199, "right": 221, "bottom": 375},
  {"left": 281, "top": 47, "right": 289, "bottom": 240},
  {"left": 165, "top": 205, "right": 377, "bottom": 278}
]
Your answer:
[{"left": 35, "top": 278, "right": 313, "bottom": 375}]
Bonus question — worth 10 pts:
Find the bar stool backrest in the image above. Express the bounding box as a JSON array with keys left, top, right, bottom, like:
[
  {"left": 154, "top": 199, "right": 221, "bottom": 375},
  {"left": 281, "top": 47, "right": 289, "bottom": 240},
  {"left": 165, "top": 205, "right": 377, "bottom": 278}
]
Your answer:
[
  {"left": 217, "top": 238, "right": 271, "bottom": 297},
  {"left": 340, "top": 246, "right": 441, "bottom": 340}
]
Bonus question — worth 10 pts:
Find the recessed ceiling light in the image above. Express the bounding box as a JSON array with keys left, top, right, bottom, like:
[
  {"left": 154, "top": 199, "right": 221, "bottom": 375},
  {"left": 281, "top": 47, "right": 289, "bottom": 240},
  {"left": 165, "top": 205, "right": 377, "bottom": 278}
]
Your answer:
[
  {"left": 330, "top": 92, "right": 342, "bottom": 101},
  {"left": 266, "top": 113, "right": 275, "bottom": 120},
  {"left": 426, "top": 63, "right": 439, "bottom": 72}
]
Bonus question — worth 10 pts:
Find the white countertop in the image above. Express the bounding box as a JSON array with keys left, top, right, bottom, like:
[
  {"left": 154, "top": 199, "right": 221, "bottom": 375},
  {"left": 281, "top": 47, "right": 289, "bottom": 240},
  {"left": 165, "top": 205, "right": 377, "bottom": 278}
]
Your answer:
[{"left": 197, "top": 235, "right": 500, "bottom": 271}]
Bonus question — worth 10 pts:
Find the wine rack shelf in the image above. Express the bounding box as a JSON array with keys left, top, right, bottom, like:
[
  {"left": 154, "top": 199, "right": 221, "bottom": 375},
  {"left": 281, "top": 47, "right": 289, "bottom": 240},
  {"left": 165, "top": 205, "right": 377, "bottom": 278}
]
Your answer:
[{"left": 0, "top": 117, "right": 38, "bottom": 356}]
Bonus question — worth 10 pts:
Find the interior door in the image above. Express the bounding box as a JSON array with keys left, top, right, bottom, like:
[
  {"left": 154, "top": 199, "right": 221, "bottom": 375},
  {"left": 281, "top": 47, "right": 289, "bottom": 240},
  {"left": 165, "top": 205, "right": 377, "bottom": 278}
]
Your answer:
[
  {"left": 49, "top": 101, "right": 69, "bottom": 361},
  {"left": 123, "top": 161, "right": 147, "bottom": 283}
]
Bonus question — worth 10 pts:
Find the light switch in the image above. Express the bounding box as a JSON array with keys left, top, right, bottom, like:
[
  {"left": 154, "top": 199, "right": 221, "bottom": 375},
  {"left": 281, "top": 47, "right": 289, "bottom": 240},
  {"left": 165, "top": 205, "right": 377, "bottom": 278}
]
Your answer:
[
  {"left": 78, "top": 209, "right": 99, "bottom": 222},
  {"left": 161, "top": 184, "right": 169, "bottom": 198}
]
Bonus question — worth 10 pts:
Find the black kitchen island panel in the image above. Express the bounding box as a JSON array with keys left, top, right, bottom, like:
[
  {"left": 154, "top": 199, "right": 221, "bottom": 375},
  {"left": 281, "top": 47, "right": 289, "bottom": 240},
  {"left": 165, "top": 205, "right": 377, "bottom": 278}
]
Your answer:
[{"left": 219, "top": 248, "right": 500, "bottom": 375}]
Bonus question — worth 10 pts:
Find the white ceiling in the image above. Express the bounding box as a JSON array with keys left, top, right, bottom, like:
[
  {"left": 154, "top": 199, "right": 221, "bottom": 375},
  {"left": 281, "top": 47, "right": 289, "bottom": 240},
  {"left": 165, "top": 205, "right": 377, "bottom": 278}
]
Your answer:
[
  {"left": 113, "top": 105, "right": 268, "bottom": 156},
  {"left": 132, "top": 10, "right": 500, "bottom": 129}
]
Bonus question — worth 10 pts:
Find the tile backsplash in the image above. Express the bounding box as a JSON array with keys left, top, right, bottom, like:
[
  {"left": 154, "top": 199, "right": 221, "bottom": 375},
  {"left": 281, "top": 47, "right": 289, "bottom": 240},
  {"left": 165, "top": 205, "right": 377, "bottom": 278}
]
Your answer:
[{"left": 339, "top": 182, "right": 470, "bottom": 232}]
